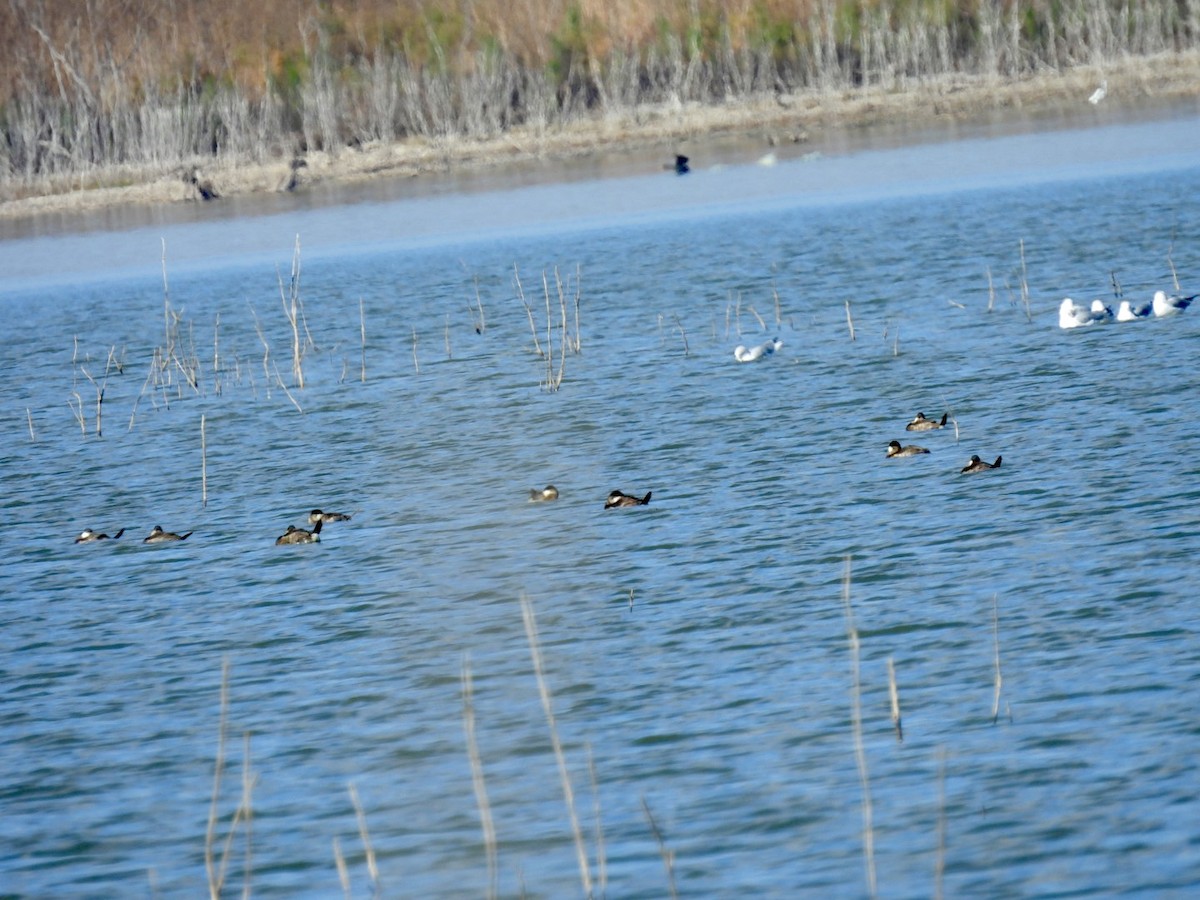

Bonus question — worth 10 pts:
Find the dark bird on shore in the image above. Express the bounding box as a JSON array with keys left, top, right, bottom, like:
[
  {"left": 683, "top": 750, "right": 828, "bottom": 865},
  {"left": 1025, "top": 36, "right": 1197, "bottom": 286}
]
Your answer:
[
  {"left": 75, "top": 527, "right": 125, "bottom": 543},
  {"left": 673, "top": 154, "right": 690, "bottom": 175},
  {"left": 143, "top": 525, "right": 192, "bottom": 543},
  {"left": 886, "top": 440, "right": 929, "bottom": 458},
  {"left": 184, "top": 168, "right": 219, "bottom": 201},
  {"left": 282, "top": 157, "right": 308, "bottom": 192},
  {"left": 605, "top": 490, "right": 652, "bottom": 509},
  {"left": 906, "top": 411, "right": 948, "bottom": 432},
  {"left": 276, "top": 520, "right": 323, "bottom": 545},
  {"left": 961, "top": 455, "right": 1002, "bottom": 474},
  {"left": 308, "top": 509, "right": 351, "bottom": 524}
]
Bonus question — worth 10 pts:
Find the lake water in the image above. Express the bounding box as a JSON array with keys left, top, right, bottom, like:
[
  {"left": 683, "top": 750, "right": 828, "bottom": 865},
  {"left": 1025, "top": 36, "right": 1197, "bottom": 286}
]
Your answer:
[{"left": 2, "top": 113, "right": 1199, "bottom": 898}]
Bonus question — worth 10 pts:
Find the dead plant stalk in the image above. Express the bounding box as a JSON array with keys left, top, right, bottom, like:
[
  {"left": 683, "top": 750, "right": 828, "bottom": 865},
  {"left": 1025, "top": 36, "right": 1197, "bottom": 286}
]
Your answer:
[
  {"left": 520, "top": 594, "right": 592, "bottom": 896},
  {"left": 842, "top": 557, "right": 877, "bottom": 899},
  {"left": 462, "top": 655, "right": 498, "bottom": 900},
  {"left": 278, "top": 235, "right": 306, "bottom": 389}
]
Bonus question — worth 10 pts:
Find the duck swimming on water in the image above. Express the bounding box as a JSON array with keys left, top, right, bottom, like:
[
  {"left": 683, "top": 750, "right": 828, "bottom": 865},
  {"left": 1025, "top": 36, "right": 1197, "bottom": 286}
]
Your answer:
[
  {"left": 276, "top": 520, "right": 323, "bottom": 544},
  {"left": 75, "top": 528, "right": 125, "bottom": 543},
  {"left": 961, "top": 455, "right": 1002, "bottom": 474},
  {"left": 905, "top": 412, "right": 948, "bottom": 432},
  {"left": 309, "top": 509, "right": 351, "bottom": 524},
  {"left": 143, "top": 526, "right": 192, "bottom": 543},
  {"left": 886, "top": 440, "right": 929, "bottom": 458},
  {"left": 605, "top": 490, "right": 652, "bottom": 509}
]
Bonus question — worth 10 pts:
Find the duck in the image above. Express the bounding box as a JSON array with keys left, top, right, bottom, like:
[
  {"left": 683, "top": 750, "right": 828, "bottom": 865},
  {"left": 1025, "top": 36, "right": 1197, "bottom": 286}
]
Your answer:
[
  {"left": 529, "top": 485, "right": 559, "bottom": 502},
  {"left": 143, "top": 525, "right": 192, "bottom": 543},
  {"left": 276, "top": 520, "right": 323, "bottom": 545},
  {"left": 886, "top": 440, "right": 929, "bottom": 458},
  {"left": 75, "top": 527, "right": 125, "bottom": 543},
  {"left": 1059, "top": 297, "right": 1106, "bottom": 329},
  {"left": 605, "top": 490, "right": 652, "bottom": 509},
  {"left": 1152, "top": 289, "right": 1197, "bottom": 317},
  {"left": 961, "top": 455, "right": 1002, "bottom": 474},
  {"left": 308, "top": 509, "right": 351, "bottom": 524},
  {"left": 1116, "top": 299, "right": 1152, "bottom": 321},
  {"left": 733, "top": 338, "right": 783, "bottom": 362},
  {"left": 673, "top": 154, "right": 690, "bottom": 175},
  {"left": 905, "top": 412, "right": 948, "bottom": 432}
]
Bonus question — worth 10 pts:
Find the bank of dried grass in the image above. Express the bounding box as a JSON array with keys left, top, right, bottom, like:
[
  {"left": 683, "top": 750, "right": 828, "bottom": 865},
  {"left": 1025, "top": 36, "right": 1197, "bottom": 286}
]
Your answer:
[{"left": 2, "top": 50, "right": 1198, "bottom": 220}]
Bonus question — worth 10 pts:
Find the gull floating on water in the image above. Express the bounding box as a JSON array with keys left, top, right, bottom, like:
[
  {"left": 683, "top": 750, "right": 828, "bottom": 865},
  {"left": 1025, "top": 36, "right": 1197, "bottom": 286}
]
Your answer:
[
  {"left": 734, "top": 337, "right": 783, "bottom": 362},
  {"left": 1090, "top": 299, "right": 1114, "bottom": 323},
  {"left": 1152, "top": 289, "right": 1197, "bottom": 317},
  {"left": 1059, "top": 297, "right": 1107, "bottom": 329},
  {"left": 1116, "top": 299, "right": 1152, "bottom": 321},
  {"left": 1088, "top": 80, "right": 1108, "bottom": 105}
]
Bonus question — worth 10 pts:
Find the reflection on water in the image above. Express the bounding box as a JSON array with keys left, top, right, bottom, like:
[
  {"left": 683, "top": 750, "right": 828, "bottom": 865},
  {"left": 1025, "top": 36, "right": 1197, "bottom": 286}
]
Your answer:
[{"left": 1, "top": 113, "right": 1199, "bottom": 897}]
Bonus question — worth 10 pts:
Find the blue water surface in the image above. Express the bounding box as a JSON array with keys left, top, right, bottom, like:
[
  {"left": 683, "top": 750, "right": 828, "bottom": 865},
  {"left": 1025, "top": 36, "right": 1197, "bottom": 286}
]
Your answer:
[{"left": 1, "top": 113, "right": 1199, "bottom": 898}]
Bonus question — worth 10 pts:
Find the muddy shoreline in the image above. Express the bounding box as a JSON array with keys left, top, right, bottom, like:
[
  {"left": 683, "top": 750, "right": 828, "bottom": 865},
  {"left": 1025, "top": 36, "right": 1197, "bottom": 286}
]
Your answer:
[{"left": 2, "top": 52, "right": 1198, "bottom": 224}]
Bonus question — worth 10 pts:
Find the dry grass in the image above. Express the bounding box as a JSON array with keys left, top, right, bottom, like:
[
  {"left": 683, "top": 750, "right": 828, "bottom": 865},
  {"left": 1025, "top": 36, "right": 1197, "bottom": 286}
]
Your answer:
[{"left": 4, "top": 42, "right": 1195, "bottom": 218}]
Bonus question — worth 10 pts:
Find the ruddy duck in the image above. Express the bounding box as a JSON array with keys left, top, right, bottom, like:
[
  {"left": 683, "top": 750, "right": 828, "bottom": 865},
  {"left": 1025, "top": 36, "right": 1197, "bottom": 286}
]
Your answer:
[
  {"left": 75, "top": 527, "right": 125, "bottom": 543},
  {"left": 276, "top": 520, "right": 323, "bottom": 545},
  {"left": 905, "top": 412, "right": 948, "bottom": 432},
  {"left": 143, "top": 526, "right": 192, "bottom": 543},
  {"left": 886, "top": 440, "right": 929, "bottom": 458},
  {"left": 605, "top": 490, "right": 652, "bottom": 509},
  {"left": 529, "top": 486, "right": 559, "bottom": 502},
  {"left": 308, "top": 509, "right": 351, "bottom": 524},
  {"left": 961, "top": 454, "right": 1002, "bottom": 474},
  {"left": 1152, "top": 289, "right": 1197, "bottom": 317}
]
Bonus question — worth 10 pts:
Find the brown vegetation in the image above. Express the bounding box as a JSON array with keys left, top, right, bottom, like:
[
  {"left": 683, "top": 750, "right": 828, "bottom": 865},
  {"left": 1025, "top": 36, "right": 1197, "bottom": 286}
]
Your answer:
[{"left": 2, "top": 1, "right": 1199, "bottom": 208}]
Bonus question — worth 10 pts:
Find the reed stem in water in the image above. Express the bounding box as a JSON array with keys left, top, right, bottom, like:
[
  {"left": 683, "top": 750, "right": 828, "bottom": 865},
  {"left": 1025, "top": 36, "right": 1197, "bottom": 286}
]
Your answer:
[
  {"left": 520, "top": 594, "right": 592, "bottom": 897},
  {"left": 641, "top": 796, "right": 678, "bottom": 900},
  {"left": 887, "top": 656, "right": 903, "bottom": 742},
  {"left": 461, "top": 655, "right": 498, "bottom": 900},
  {"left": 348, "top": 783, "right": 380, "bottom": 895},
  {"left": 200, "top": 414, "right": 208, "bottom": 508},
  {"left": 842, "top": 556, "right": 876, "bottom": 898},
  {"left": 359, "top": 299, "right": 367, "bottom": 383},
  {"left": 991, "top": 594, "right": 1004, "bottom": 724}
]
